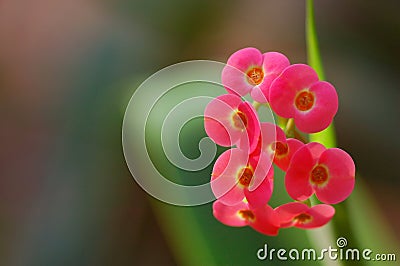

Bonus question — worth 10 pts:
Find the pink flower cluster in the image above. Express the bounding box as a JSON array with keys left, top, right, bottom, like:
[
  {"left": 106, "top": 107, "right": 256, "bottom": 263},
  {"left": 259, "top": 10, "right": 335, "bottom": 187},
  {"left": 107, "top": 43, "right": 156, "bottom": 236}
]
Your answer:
[{"left": 204, "top": 47, "right": 355, "bottom": 236}]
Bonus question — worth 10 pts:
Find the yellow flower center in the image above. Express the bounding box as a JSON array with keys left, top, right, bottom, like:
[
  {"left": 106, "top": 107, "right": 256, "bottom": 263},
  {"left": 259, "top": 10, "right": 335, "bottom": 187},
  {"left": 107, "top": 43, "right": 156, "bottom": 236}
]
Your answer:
[
  {"left": 239, "top": 210, "right": 255, "bottom": 221},
  {"left": 294, "top": 213, "right": 312, "bottom": 224},
  {"left": 295, "top": 91, "right": 315, "bottom": 111},
  {"left": 232, "top": 110, "right": 248, "bottom": 129},
  {"left": 272, "top": 141, "right": 289, "bottom": 157},
  {"left": 310, "top": 165, "right": 329, "bottom": 185},
  {"left": 246, "top": 67, "right": 264, "bottom": 85},
  {"left": 239, "top": 167, "right": 254, "bottom": 187}
]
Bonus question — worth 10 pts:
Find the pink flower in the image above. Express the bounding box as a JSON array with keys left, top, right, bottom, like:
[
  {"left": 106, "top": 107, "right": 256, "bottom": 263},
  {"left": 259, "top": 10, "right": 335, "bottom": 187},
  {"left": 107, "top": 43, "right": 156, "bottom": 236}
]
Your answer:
[
  {"left": 221, "top": 47, "right": 290, "bottom": 103},
  {"left": 204, "top": 94, "right": 260, "bottom": 153},
  {"left": 254, "top": 122, "right": 304, "bottom": 171},
  {"left": 269, "top": 64, "right": 338, "bottom": 133},
  {"left": 285, "top": 142, "right": 355, "bottom": 204},
  {"left": 213, "top": 200, "right": 280, "bottom": 236},
  {"left": 275, "top": 202, "right": 335, "bottom": 229},
  {"left": 210, "top": 148, "right": 274, "bottom": 207}
]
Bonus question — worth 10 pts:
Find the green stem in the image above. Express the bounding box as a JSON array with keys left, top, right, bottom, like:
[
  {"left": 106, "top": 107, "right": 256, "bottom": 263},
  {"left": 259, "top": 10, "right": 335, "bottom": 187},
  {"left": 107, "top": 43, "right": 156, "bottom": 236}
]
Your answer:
[
  {"left": 306, "top": 0, "right": 325, "bottom": 81},
  {"left": 284, "top": 118, "right": 308, "bottom": 143},
  {"left": 306, "top": 0, "right": 336, "bottom": 148},
  {"left": 277, "top": 116, "right": 288, "bottom": 129},
  {"left": 305, "top": 1, "right": 343, "bottom": 265},
  {"left": 284, "top": 118, "right": 295, "bottom": 137}
]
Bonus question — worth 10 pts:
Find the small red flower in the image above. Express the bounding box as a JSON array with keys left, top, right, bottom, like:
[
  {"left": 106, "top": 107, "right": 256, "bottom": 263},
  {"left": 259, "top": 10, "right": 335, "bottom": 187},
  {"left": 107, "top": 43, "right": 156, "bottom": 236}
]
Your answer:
[
  {"left": 275, "top": 202, "right": 335, "bottom": 229},
  {"left": 213, "top": 200, "right": 280, "bottom": 236},
  {"left": 255, "top": 122, "right": 304, "bottom": 171},
  {"left": 269, "top": 64, "right": 338, "bottom": 133},
  {"left": 204, "top": 94, "right": 260, "bottom": 153},
  {"left": 210, "top": 148, "right": 274, "bottom": 207},
  {"left": 221, "top": 47, "right": 290, "bottom": 103},
  {"left": 285, "top": 142, "right": 355, "bottom": 204}
]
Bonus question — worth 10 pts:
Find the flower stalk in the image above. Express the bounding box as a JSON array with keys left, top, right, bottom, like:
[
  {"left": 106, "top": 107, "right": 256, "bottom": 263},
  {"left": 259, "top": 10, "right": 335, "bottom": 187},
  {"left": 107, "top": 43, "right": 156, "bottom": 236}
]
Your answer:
[
  {"left": 306, "top": 1, "right": 344, "bottom": 265},
  {"left": 306, "top": 0, "right": 336, "bottom": 148}
]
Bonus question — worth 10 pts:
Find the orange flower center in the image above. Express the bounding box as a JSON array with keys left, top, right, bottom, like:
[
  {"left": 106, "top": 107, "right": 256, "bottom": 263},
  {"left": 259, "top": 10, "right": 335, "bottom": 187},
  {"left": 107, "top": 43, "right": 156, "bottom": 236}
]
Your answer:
[
  {"left": 294, "top": 213, "right": 312, "bottom": 224},
  {"left": 246, "top": 67, "right": 264, "bottom": 85},
  {"left": 232, "top": 110, "right": 248, "bottom": 129},
  {"left": 310, "top": 165, "right": 329, "bottom": 185},
  {"left": 295, "top": 91, "right": 315, "bottom": 111},
  {"left": 239, "top": 167, "right": 253, "bottom": 187},
  {"left": 239, "top": 210, "right": 255, "bottom": 221},
  {"left": 272, "top": 141, "right": 288, "bottom": 157}
]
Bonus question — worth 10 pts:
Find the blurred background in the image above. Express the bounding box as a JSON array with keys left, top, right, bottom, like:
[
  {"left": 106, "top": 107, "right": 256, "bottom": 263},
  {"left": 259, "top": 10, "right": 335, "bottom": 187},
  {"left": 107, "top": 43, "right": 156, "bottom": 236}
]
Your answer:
[{"left": 1, "top": 0, "right": 399, "bottom": 265}]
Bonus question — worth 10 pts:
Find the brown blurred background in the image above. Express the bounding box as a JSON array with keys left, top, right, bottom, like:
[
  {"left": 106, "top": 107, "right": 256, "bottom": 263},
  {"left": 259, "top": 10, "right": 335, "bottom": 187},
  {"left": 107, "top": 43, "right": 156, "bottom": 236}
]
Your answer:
[{"left": 0, "top": 0, "right": 399, "bottom": 265}]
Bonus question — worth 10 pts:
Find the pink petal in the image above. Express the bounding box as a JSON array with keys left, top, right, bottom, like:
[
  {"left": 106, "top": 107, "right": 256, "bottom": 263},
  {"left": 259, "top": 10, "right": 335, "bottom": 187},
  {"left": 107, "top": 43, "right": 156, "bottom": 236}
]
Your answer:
[
  {"left": 314, "top": 148, "right": 356, "bottom": 204},
  {"left": 298, "top": 204, "right": 335, "bottom": 229},
  {"left": 275, "top": 203, "right": 335, "bottom": 229},
  {"left": 222, "top": 47, "right": 263, "bottom": 96},
  {"left": 274, "top": 123, "right": 287, "bottom": 143},
  {"left": 236, "top": 101, "right": 261, "bottom": 153},
  {"left": 250, "top": 122, "right": 281, "bottom": 157},
  {"left": 218, "top": 184, "right": 246, "bottom": 206},
  {"left": 221, "top": 64, "right": 252, "bottom": 96},
  {"left": 204, "top": 94, "right": 242, "bottom": 147},
  {"left": 203, "top": 118, "right": 231, "bottom": 146},
  {"left": 285, "top": 145, "right": 315, "bottom": 201},
  {"left": 269, "top": 64, "right": 319, "bottom": 118},
  {"left": 258, "top": 52, "right": 290, "bottom": 102},
  {"left": 245, "top": 165, "right": 274, "bottom": 207},
  {"left": 294, "top": 81, "right": 338, "bottom": 133},
  {"left": 310, "top": 81, "right": 338, "bottom": 115},
  {"left": 247, "top": 151, "right": 273, "bottom": 191},
  {"left": 307, "top": 142, "right": 326, "bottom": 161},
  {"left": 250, "top": 86, "right": 268, "bottom": 103},
  {"left": 251, "top": 205, "right": 280, "bottom": 236},
  {"left": 244, "top": 122, "right": 278, "bottom": 158},
  {"left": 262, "top": 52, "right": 291, "bottom": 73},
  {"left": 274, "top": 138, "right": 304, "bottom": 172},
  {"left": 275, "top": 202, "right": 309, "bottom": 228},
  {"left": 213, "top": 200, "right": 248, "bottom": 227},
  {"left": 227, "top": 47, "right": 263, "bottom": 72},
  {"left": 210, "top": 148, "right": 248, "bottom": 201}
]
